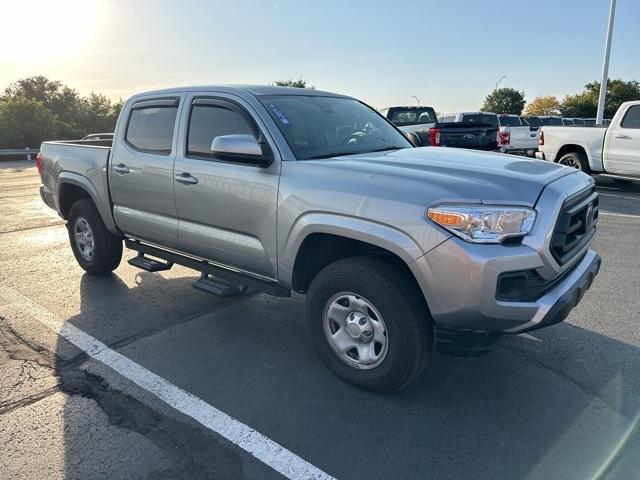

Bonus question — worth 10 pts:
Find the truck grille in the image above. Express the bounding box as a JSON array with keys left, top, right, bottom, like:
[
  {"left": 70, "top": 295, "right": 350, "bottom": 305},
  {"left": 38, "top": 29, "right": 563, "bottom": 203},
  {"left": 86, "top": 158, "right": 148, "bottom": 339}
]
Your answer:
[{"left": 550, "top": 186, "right": 598, "bottom": 265}]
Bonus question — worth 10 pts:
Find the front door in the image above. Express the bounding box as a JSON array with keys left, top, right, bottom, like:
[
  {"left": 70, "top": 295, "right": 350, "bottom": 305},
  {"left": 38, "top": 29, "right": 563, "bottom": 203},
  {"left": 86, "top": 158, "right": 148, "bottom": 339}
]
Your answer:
[
  {"left": 604, "top": 104, "right": 640, "bottom": 176},
  {"left": 173, "top": 94, "right": 280, "bottom": 279},
  {"left": 110, "top": 96, "right": 183, "bottom": 247}
]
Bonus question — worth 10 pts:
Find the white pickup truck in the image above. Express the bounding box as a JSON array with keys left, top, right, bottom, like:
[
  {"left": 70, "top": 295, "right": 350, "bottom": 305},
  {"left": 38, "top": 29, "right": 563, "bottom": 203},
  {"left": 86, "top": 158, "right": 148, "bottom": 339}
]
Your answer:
[
  {"left": 496, "top": 114, "right": 539, "bottom": 156},
  {"left": 536, "top": 100, "right": 640, "bottom": 180}
]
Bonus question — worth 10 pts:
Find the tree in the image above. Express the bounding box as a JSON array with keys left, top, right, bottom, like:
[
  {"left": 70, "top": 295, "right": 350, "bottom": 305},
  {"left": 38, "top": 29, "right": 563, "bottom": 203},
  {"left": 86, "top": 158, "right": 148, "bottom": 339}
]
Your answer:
[
  {"left": 560, "top": 92, "right": 597, "bottom": 118},
  {"left": 273, "top": 78, "right": 313, "bottom": 89},
  {"left": 0, "top": 75, "right": 123, "bottom": 147},
  {"left": 481, "top": 87, "right": 526, "bottom": 115},
  {"left": 525, "top": 96, "right": 561, "bottom": 116},
  {"left": 561, "top": 79, "right": 640, "bottom": 118},
  {"left": 0, "top": 96, "right": 61, "bottom": 148}
]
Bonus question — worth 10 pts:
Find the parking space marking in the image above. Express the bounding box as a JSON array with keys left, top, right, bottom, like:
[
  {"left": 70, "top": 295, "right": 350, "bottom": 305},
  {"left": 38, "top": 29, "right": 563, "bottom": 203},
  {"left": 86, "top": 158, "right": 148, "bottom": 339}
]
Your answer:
[
  {"left": 0, "top": 285, "right": 336, "bottom": 480},
  {"left": 599, "top": 211, "right": 640, "bottom": 219},
  {"left": 598, "top": 192, "right": 640, "bottom": 202}
]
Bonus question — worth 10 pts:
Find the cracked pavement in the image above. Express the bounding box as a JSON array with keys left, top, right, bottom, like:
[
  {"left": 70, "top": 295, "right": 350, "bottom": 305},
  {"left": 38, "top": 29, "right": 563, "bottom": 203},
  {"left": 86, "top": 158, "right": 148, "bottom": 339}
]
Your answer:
[{"left": 0, "top": 159, "right": 639, "bottom": 479}]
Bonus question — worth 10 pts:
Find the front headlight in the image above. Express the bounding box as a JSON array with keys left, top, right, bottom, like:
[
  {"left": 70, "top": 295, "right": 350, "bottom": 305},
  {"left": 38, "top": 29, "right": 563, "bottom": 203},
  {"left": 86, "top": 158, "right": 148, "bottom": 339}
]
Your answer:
[{"left": 427, "top": 204, "right": 537, "bottom": 243}]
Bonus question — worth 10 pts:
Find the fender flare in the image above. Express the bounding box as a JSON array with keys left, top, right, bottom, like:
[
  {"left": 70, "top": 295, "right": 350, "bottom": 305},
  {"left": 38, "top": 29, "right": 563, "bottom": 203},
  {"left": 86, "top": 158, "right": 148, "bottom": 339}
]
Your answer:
[
  {"left": 56, "top": 172, "right": 119, "bottom": 234},
  {"left": 279, "top": 212, "right": 425, "bottom": 287}
]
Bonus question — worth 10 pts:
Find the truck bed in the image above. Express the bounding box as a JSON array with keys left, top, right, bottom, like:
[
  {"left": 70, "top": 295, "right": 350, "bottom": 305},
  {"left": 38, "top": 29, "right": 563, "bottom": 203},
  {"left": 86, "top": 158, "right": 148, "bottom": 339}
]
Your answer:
[{"left": 39, "top": 140, "right": 115, "bottom": 231}]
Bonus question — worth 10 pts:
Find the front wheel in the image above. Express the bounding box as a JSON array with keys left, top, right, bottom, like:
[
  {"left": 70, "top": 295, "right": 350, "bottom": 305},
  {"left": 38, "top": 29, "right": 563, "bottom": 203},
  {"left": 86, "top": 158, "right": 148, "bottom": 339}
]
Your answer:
[
  {"left": 67, "top": 199, "right": 123, "bottom": 275},
  {"left": 306, "top": 257, "right": 433, "bottom": 392}
]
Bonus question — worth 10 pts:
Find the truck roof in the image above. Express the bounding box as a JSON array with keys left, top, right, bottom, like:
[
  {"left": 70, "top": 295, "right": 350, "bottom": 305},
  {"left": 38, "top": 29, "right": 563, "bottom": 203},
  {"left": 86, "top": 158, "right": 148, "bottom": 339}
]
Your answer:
[{"left": 127, "top": 84, "right": 351, "bottom": 101}]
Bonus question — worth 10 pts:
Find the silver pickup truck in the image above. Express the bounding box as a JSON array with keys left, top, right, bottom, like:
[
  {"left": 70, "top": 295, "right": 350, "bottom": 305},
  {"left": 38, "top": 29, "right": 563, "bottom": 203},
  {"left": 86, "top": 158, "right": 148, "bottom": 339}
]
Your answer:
[{"left": 38, "top": 85, "right": 601, "bottom": 392}]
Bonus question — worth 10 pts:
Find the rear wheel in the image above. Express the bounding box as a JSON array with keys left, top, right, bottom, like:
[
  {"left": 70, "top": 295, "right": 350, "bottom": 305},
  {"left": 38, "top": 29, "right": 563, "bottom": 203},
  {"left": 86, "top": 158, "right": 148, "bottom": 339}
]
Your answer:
[
  {"left": 558, "top": 151, "right": 590, "bottom": 173},
  {"left": 67, "top": 199, "right": 122, "bottom": 275},
  {"left": 306, "top": 257, "right": 432, "bottom": 392}
]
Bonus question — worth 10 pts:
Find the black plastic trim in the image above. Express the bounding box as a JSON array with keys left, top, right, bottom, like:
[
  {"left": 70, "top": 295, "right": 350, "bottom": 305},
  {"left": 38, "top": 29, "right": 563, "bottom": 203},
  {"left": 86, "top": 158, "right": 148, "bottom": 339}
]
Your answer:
[{"left": 125, "top": 239, "right": 290, "bottom": 297}]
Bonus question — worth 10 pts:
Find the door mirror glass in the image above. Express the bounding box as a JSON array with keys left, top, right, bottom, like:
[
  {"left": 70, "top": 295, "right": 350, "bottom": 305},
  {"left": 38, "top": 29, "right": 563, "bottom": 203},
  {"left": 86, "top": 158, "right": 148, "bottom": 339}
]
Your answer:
[{"left": 211, "top": 134, "right": 271, "bottom": 165}]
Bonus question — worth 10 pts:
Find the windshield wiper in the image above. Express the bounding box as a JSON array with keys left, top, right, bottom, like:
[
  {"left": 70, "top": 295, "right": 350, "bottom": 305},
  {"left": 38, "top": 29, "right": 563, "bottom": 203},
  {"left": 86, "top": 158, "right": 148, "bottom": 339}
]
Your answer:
[
  {"left": 305, "top": 146, "right": 403, "bottom": 160},
  {"left": 367, "top": 146, "right": 404, "bottom": 153}
]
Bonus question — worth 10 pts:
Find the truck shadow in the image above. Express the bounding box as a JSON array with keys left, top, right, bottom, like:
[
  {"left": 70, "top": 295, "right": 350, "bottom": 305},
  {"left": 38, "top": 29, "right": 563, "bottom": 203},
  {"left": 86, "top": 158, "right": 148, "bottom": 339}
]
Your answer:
[{"left": 53, "top": 269, "right": 640, "bottom": 480}]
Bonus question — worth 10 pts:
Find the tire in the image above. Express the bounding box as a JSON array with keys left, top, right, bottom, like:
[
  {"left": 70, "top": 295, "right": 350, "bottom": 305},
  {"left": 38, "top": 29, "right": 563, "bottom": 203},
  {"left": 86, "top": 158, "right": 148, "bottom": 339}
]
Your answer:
[
  {"left": 558, "top": 151, "right": 590, "bottom": 173},
  {"left": 306, "top": 257, "right": 433, "bottom": 392},
  {"left": 67, "top": 199, "right": 123, "bottom": 275}
]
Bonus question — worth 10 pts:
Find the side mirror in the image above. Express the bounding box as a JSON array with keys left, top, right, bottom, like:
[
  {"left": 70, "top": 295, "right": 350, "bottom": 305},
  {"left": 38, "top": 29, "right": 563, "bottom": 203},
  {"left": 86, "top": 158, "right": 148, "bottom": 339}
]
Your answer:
[
  {"left": 211, "top": 134, "right": 272, "bottom": 166},
  {"left": 403, "top": 131, "right": 421, "bottom": 147}
]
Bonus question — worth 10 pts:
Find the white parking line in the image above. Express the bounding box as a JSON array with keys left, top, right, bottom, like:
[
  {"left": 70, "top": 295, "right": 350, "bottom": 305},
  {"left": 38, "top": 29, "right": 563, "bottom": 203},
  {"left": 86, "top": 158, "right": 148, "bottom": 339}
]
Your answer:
[
  {"left": 0, "top": 285, "right": 336, "bottom": 480},
  {"left": 598, "top": 192, "right": 640, "bottom": 202},
  {"left": 599, "top": 211, "right": 640, "bottom": 219}
]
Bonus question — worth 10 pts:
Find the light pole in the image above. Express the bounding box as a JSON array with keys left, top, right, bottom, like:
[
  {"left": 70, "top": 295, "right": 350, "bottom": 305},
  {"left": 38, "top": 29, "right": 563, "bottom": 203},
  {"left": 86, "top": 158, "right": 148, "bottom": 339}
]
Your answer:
[
  {"left": 410, "top": 95, "right": 420, "bottom": 106},
  {"left": 596, "top": 0, "right": 617, "bottom": 125},
  {"left": 495, "top": 76, "right": 506, "bottom": 90}
]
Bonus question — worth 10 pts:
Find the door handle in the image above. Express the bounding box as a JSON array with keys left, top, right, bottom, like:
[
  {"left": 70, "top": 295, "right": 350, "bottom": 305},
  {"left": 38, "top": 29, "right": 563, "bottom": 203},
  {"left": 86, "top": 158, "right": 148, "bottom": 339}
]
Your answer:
[
  {"left": 614, "top": 134, "right": 631, "bottom": 139},
  {"left": 113, "top": 163, "right": 130, "bottom": 174},
  {"left": 174, "top": 172, "right": 199, "bottom": 185}
]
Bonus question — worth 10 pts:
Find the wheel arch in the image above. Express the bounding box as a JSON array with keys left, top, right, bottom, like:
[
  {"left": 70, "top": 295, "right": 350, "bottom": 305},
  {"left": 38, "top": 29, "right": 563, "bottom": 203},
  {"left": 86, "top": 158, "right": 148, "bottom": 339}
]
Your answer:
[
  {"left": 555, "top": 144, "right": 588, "bottom": 162},
  {"left": 281, "top": 214, "right": 425, "bottom": 291},
  {"left": 56, "top": 173, "right": 119, "bottom": 234}
]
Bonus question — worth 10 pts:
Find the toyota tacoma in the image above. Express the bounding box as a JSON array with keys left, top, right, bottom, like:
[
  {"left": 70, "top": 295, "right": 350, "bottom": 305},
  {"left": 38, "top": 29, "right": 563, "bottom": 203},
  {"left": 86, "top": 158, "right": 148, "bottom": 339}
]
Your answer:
[{"left": 37, "top": 85, "right": 601, "bottom": 392}]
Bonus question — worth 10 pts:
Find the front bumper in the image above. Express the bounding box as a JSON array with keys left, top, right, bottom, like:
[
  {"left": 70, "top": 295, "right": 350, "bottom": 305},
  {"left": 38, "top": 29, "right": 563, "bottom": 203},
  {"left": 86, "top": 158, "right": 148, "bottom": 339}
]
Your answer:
[
  {"left": 535, "top": 151, "right": 546, "bottom": 160},
  {"left": 503, "top": 250, "right": 601, "bottom": 333},
  {"left": 411, "top": 241, "right": 601, "bottom": 333},
  {"left": 39, "top": 185, "right": 56, "bottom": 210}
]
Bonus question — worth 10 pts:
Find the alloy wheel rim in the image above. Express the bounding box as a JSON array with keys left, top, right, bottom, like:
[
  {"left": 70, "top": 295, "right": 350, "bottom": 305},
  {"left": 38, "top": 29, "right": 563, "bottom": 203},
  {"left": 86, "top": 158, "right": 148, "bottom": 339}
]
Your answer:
[
  {"left": 73, "top": 217, "right": 95, "bottom": 261},
  {"left": 322, "top": 292, "right": 388, "bottom": 370},
  {"left": 560, "top": 157, "right": 582, "bottom": 169}
]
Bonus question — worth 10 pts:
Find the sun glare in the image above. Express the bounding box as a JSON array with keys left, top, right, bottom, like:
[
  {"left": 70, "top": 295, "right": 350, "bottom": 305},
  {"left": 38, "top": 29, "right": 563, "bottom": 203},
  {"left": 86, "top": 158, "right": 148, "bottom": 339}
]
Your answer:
[{"left": 0, "top": 0, "right": 102, "bottom": 62}]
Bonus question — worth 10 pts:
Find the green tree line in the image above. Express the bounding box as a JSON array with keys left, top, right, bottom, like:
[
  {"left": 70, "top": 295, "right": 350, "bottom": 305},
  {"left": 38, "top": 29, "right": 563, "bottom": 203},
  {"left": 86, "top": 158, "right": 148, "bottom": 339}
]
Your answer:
[
  {"left": 481, "top": 79, "right": 640, "bottom": 117},
  {"left": 0, "top": 76, "right": 122, "bottom": 149}
]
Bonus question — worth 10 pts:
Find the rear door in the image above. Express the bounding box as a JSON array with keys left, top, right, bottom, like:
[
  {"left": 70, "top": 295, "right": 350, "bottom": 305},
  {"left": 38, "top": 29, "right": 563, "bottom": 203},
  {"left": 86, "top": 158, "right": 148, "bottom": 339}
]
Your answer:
[
  {"left": 604, "top": 104, "right": 640, "bottom": 175},
  {"left": 172, "top": 93, "right": 280, "bottom": 279},
  {"left": 109, "top": 96, "right": 184, "bottom": 247}
]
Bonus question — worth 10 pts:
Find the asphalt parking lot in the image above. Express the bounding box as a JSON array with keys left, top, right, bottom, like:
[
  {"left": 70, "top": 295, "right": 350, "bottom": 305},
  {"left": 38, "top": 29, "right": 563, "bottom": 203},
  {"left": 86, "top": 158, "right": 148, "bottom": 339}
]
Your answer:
[{"left": 0, "top": 158, "right": 639, "bottom": 480}]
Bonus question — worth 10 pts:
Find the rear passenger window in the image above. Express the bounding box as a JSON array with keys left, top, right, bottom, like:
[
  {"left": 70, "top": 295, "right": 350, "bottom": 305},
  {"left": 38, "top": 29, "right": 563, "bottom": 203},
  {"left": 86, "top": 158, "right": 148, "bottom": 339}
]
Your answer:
[
  {"left": 126, "top": 104, "right": 178, "bottom": 153},
  {"left": 187, "top": 103, "right": 255, "bottom": 157},
  {"left": 621, "top": 106, "right": 640, "bottom": 129}
]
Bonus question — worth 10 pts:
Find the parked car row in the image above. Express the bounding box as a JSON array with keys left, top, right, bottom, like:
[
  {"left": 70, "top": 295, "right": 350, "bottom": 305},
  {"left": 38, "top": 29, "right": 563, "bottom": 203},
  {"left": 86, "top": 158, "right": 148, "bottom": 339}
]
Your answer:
[
  {"left": 523, "top": 116, "right": 611, "bottom": 127},
  {"left": 382, "top": 107, "right": 538, "bottom": 156},
  {"left": 382, "top": 104, "right": 617, "bottom": 159}
]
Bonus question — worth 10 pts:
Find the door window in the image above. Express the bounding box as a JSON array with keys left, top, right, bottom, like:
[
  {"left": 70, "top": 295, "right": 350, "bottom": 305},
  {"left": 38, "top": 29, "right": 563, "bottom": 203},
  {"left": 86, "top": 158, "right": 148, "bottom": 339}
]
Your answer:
[
  {"left": 187, "top": 102, "right": 255, "bottom": 157},
  {"left": 620, "top": 105, "right": 640, "bottom": 129},
  {"left": 126, "top": 102, "right": 178, "bottom": 154}
]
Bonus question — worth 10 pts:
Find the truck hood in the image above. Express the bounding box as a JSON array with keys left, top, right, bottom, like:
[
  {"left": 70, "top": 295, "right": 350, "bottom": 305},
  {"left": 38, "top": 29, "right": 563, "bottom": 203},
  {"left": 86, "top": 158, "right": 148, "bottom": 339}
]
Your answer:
[{"left": 317, "top": 147, "right": 575, "bottom": 205}]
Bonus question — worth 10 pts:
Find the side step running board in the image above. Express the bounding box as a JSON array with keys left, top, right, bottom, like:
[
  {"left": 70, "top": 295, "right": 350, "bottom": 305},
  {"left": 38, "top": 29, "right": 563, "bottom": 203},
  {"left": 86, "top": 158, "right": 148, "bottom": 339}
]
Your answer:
[
  {"left": 124, "top": 239, "right": 291, "bottom": 297},
  {"left": 128, "top": 253, "right": 173, "bottom": 272},
  {"left": 192, "top": 274, "right": 247, "bottom": 297}
]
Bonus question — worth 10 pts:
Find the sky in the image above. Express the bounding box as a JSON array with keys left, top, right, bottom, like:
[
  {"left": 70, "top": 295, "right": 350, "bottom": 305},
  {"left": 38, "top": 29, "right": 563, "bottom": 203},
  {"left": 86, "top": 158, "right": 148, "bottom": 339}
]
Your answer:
[{"left": 1, "top": 0, "right": 639, "bottom": 112}]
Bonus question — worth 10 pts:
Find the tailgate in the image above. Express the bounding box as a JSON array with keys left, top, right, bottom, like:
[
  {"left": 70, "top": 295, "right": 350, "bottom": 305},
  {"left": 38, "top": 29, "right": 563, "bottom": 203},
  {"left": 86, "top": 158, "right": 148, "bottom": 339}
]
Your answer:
[
  {"left": 438, "top": 124, "right": 497, "bottom": 149},
  {"left": 503, "top": 126, "right": 538, "bottom": 149}
]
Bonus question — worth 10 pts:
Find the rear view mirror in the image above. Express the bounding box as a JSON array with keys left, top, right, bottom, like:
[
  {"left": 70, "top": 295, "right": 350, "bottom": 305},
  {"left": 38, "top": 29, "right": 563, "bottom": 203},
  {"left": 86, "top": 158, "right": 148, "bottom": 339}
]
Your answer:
[{"left": 211, "top": 134, "right": 272, "bottom": 166}]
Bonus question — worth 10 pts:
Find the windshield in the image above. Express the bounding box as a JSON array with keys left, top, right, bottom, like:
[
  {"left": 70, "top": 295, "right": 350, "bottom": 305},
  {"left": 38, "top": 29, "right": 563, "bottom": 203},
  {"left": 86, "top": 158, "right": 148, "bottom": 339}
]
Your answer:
[
  {"left": 498, "top": 115, "right": 522, "bottom": 127},
  {"left": 387, "top": 107, "right": 437, "bottom": 126},
  {"left": 460, "top": 113, "right": 499, "bottom": 127},
  {"left": 524, "top": 116, "right": 541, "bottom": 127},
  {"left": 540, "top": 116, "right": 564, "bottom": 126},
  {"left": 259, "top": 95, "right": 411, "bottom": 160}
]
